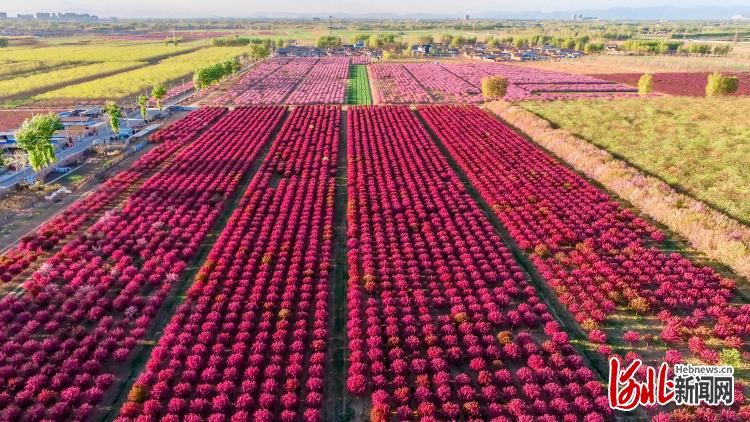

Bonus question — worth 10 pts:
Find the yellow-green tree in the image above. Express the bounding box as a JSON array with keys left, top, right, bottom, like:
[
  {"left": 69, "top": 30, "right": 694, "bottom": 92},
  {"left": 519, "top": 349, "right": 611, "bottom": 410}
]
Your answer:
[
  {"left": 137, "top": 95, "right": 149, "bottom": 120},
  {"left": 317, "top": 36, "right": 342, "bottom": 49},
  {"left": 481, "top": 76, "right": 509, "bottom": 101},
  {"left": 15, "top": 113, "right": 62, "bottom": 171},
  {"left": 249, "top": 43, "right": 270, "bottom": 61},
  {"left": 637, "top": 73, "right": 653, "bottom": 95},
  {"left": 103, "top": 102, "right": 123, "bottom": 135},
  {"left": 151, "top": 85, "right": 167, "bottom": 110},
  {"left": 706, "top": 72, "right": 739, "bottom": 96}
]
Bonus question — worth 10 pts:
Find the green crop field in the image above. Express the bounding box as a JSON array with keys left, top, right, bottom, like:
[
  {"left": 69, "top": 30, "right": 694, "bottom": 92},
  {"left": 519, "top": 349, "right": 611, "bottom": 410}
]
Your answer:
[
  {"left": 522, "top": 96, "right": 750, "bottom": 223},
  {"left": 346, "top": 65, "right": 372, "bottom": 105}
]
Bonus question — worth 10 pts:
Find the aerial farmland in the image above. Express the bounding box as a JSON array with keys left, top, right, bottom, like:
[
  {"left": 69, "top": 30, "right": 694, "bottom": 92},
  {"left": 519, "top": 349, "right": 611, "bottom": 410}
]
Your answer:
[{"left": 0, "top": 6, "right": 749, "bottom": 422}]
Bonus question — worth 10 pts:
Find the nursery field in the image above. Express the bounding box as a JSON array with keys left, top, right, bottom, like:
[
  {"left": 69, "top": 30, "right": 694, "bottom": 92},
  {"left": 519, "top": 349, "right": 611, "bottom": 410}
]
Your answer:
[
  {"left": 0, "top": 62, "right": 144, "bottom": 101},
  {"left": 1, "top": 52, "right": 749, "bottom": 422},
  {"left": 522, "top": 96, "right": 750, "bottom": 223},
  {"left": 0, "top": 61, "right": 78, "bottom": 80},
  {"left": 0, "top": 41, "right": 207, "bottom": 64},
  {"left": 0, "top": 39, "right": 217, "bottom": 104},
  {"left": 368, "top": 62, "right": 637, "bottom": 103},
  {"left": 211, "top": 57, "right": 350, "bottom": 105},
  {"left": 0, "top": 101, "right": 747, "bottom": 422},
  {"left": 210, "top": 60, "right": 638, "bottom": 106}
]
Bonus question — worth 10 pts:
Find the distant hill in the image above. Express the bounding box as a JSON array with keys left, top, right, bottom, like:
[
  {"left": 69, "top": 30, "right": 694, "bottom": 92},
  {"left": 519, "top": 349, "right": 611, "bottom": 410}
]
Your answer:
[
  {"left": 251, "top": 6, "right": 750, "bottom": 21},
  {"left": 478, "top": 6, "right": 750, "bottom": 20}
]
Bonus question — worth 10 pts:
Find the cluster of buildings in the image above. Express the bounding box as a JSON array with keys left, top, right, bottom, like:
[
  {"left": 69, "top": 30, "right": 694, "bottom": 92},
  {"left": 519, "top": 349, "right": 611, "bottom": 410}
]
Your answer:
[
  {"left": 0, "top": 12, "right": 99, "bottom": 22},
  {"left": 274, "top": 44, "right": 375, "bottom": 59},
  {"left": 0, "top": 106, "right": 163, "bottom": 173},
  {"left": 571, "top": 14, "right": 599, "bottom": 21},
  {"left": 420, "top": 43, "right": 586, "bottom": 61},
  {"left": 1, "top": 109, "right": 105, "bottom": 162},
  {"left": 273, "top": 40, "right": 586, "bottom": 62}
]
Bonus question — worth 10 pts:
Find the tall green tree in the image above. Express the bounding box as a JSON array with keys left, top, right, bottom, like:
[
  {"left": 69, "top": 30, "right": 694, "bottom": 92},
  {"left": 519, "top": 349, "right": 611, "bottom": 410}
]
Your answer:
[
  {"left": 137, "top": 95, "right": 149, "bottom": 120},
  {"left": 151, "top": 85, "right": 167, "bottom": 111},
  {"left": 193, "top": 59, "right": 242, "bottom": 90},
  {"left": 15, "top": 113, "right": 62, "bottom": 171},
  {"left": 103, "top": 102, "right": 123, "bottom": 135},
  {"left": 249, "top": 44, "right": 270, "bottom": 61}
]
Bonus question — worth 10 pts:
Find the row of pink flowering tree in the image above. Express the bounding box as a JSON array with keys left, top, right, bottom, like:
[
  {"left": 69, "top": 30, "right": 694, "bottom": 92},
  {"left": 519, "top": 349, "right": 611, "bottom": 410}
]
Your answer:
[
  {"left": 215, "top": 58, "right": 350, "bottom": 106},
  {"left": 419, "top": 104, "right": 748, "bottom": 420},
  {"left": 0, "top": 106, "right": 285, "bottom": 421},
  {"left": 116, "top": 106, "right": 340, "bottom": 422},
  {"left": 346, "top": 105, "right": 611, "bottom": 421},
  {"left": 0, "top": 107, "right": 226, "bottom": 284}
]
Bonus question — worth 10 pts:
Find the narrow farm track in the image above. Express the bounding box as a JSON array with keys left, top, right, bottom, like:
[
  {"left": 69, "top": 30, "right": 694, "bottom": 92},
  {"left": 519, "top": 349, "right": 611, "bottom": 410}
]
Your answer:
[
  {"left": 99, "top": 108, "right": 292, "bottom": 421},
  {"left": 323, "top": 107, "right": 353, "bottom": 420}
]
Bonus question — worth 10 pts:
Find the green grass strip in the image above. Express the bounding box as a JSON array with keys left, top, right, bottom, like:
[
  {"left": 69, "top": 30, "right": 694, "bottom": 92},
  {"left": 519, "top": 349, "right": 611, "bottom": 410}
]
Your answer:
[{"left": 346, "top": 64, "right": 372, "bottom": 105}]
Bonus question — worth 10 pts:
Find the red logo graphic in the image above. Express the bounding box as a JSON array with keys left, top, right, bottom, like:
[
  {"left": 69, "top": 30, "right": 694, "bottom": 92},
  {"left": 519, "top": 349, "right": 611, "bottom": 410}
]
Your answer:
[{"left": 608, "top": 358, "right": 675, "bottom": 410}]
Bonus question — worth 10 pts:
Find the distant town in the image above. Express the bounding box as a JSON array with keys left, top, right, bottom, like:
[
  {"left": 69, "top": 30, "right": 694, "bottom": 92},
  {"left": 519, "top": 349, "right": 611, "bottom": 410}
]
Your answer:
[{"left": 0, "top": 12, "right": 99, "bottom": 22}]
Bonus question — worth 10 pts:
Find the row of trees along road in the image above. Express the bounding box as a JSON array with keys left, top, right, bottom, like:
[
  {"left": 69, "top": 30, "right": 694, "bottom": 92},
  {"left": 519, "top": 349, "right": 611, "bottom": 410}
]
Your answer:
[{"left": 193, "top": 59, "right": 241, "bottom": 90}]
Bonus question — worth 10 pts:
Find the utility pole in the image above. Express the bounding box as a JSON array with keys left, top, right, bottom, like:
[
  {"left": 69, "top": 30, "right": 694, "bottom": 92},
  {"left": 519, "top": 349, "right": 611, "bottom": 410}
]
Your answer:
[{"left": 329, "top": 16, "right": 333, "bottom": 35}]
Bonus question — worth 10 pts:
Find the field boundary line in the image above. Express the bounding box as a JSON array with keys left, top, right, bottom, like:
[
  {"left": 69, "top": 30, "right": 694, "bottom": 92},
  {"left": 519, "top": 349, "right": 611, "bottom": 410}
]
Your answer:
[{"left": 323, "top": 107, "right": 353, "bottom": 420}]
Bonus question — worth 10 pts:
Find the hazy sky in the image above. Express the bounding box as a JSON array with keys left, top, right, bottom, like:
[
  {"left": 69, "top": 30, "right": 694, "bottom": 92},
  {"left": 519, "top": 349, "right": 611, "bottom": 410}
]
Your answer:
[{"left": 1, "top": 0, "right": 744, "bottom": 18}]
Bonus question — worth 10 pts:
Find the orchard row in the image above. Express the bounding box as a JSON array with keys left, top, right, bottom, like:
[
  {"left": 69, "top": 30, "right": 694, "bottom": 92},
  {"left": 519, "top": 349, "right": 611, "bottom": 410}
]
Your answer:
[{"left": 201, "top": 59, "right": 641, "bottom": 106}]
